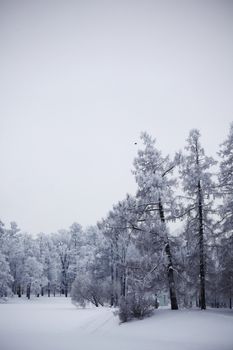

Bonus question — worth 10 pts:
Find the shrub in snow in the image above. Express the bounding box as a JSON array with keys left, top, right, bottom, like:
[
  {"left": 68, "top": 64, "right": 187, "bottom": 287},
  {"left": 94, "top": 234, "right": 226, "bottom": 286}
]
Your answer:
[
  {"left": 119, "top": 293, "right": 155, "bottom": 323},
  {"left": 71, "top": 275, "right": 105, "bottom": 307},
  {"left": 118, "top": 296, "right": 132, "bottom": 322}
]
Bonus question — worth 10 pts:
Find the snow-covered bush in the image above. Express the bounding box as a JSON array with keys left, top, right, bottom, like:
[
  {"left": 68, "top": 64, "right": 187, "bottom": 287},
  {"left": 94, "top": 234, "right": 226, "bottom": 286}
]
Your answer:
[
  {"left": 118, "top": 296, "right": 132, "bottom": 322},
  {"left": 119, "top": 293, "right": 155, "bottom": 323},
  {"left": 71, "top": 274, "right": 106, "bottom": 307}
]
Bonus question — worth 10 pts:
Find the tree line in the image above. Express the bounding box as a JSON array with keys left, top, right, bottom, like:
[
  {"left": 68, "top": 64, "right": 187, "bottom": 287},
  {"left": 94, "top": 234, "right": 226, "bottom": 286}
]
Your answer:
[{"left": 0, "top": 125, "right": 232, "bottom": 320}]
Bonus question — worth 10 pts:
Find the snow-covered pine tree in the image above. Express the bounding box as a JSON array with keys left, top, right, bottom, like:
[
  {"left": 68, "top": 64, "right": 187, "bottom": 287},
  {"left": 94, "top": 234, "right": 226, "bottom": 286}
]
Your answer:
[
  {"left": 133, "top": 132, "right": 179, "bottom": 310},
  {"left": 218, "top": 122, "right": 233, "bottom": 307},
  {"left": 179, "top": 129, "right": 216, "bottom": 309},
  {"left": 218, "top": 123, "right": 233, "bottom": 235}
]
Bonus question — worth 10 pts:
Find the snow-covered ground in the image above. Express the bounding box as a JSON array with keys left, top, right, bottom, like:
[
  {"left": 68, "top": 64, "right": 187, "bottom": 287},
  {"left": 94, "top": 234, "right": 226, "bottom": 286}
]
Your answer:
[{"left": 0, "top": 297, "right": 233, "bottom": 350}]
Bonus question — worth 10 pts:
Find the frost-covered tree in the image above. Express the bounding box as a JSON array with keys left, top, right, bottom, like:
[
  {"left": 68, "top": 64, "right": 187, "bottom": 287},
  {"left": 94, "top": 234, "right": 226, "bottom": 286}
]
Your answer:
[
  {"left": 21, "top": 233, "right": 46, "bottom": 298},
  {"left": 179, "top": 129, "right": 216, "bottom": 309},
  {"left": 36, "top": 233, "right": 58, "bottom": 297},
  {"left": 217, "top": 123, "right": 233, "bottom": 307},
  {"left": 177, "top": 222, "right": 201, "bottom": 307},
  {"left": 218, "top": 235, "right": 233, "bottom": 308},
  {"left": 132, "top": 132, "right": 179, "bottom": 310},
  {"left": 52, "top": 224, "right": 83, "bottom": 297},
  {"left": 22, "top": 256, "right": 43, "bottom": 299},
  {"left": 71, "top": 226, "right": 111, "bottom": 307},
  {"left": 218, "top": 122, "right": 233, "bottom": 235},
  {"left": 98, "top": 195, "right": 141, "bottom": 305},
  {"left": 0, "top": 252, "right": 13, "bottom": 298},
  {"left": 2, "top": 222, "right": 25, "bottom": 296},
  {"left": 52, "top": 230, "right": 72, "bottom": 297},
  {"left": 68, "top": 223, "right": 84, "bottom": 284}
]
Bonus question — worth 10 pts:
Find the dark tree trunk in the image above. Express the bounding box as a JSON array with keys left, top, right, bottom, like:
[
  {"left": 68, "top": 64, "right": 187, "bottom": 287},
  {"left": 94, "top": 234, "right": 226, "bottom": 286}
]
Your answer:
[
  {"left": 114, "top": 266, "right": 119, "bottom": 306},
  {"left": 110, "top": 246, "right": 114, "bottom": 306},
  {"left": 120, "top": 258, "right": 127, "bottom": 298},
  {"left": 41, "top": 287, "right": 44, "bottom": 296},
  {"left": 154, "top": 296, "right": 159, "bottom": 309},
  {"left": 165, "top": 242, "right": 179, "bottom": 310},
  {"left": 26, "top": 284, "right": 31, "bottom": 299},
  {"left": 120, "top": 273, "right": 126, "bottom": 297},
  {"left": 92, "top": 296, "right": 99, "bottom": 307},
  {"left": 60, "top": 255, "right": 69, "bottom": 298},
  {"left": 17, "top": 285, "right": 21, "bottom": 297},
  {"left": 159, "top": 198, "right": 178, "bottom": 310},
  {"left": 48, "top": 282, "right": 51, "bottom": 297},
  {"left": 198, "top": 180, "right": 206, "bottom": 310}
]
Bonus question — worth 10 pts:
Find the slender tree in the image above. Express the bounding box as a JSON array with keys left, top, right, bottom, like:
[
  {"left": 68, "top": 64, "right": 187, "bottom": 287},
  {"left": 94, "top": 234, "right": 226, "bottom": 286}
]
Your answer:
[
  {"left": 179, "top": 129, "right": 216, "bottom": 309},
  {"left": 133, "top": 132, "right": 179, "bottom": 309},
  {"left": 218, "top": 122, "right": 233, "bottom": 235},
  {"left": 217, "top": 123, "right": 233, "bottom": 307}
]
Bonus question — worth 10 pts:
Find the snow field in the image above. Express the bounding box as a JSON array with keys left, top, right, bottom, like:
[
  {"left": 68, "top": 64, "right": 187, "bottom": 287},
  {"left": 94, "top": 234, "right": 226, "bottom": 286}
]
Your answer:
[{"left": 0, "top": 297, "right": 233, "bottom": 350}]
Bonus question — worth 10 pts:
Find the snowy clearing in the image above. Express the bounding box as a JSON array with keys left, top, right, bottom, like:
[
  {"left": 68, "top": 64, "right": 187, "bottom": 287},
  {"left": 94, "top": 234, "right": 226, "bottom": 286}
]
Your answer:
[{"left": 0, "top": 297, "right": 233, "bottom": 350}]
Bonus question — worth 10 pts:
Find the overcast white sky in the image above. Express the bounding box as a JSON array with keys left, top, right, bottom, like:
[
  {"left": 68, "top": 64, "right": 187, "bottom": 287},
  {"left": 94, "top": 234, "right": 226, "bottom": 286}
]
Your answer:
[{"left": 0, "top": 0, "right": 233, "bottom": 235}]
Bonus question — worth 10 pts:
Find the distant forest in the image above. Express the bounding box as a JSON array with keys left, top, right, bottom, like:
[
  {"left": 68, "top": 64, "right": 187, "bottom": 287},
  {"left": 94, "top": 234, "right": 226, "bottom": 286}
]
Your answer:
[{"left": 1, "top": 125, "right": 232, "bottom": 321}]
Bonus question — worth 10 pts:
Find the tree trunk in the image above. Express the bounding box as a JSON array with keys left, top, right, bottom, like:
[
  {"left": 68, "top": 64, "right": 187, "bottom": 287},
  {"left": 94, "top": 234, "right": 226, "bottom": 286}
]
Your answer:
[
  {"left": 120, "top": 272, "right": 126, "bottom": 297},
  {"left": 165, "top": 242, "right": 179, "bottom": 310},
  {"left": 110, "top": 246, "right": 114, "bottom": 306},
  {"left": 114, "top": 266, "right": 119, "bottom": 306},
  {"left": 159, "top": 198, "right": 178, "bottom": 310},
  {"left": 196, "top": 293, "right": 199, "bottom": 307},
  {"left": 26, "top": 284, "right": 31, "bottom": 299},
  {"left": 17, "top": 284, "right": 21, "bottom": 297},
  {"left": 120, "top": 258, "right": 127, "bottom": 298},
  {"left": 198, "top": 180, "right": 206, "bottom": 310},
  {"left": 92, "top": 295, "right": 99, "bottom": 307},
  {"left": 12, "top": 281, "right": 17, "bottom": 295}
]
